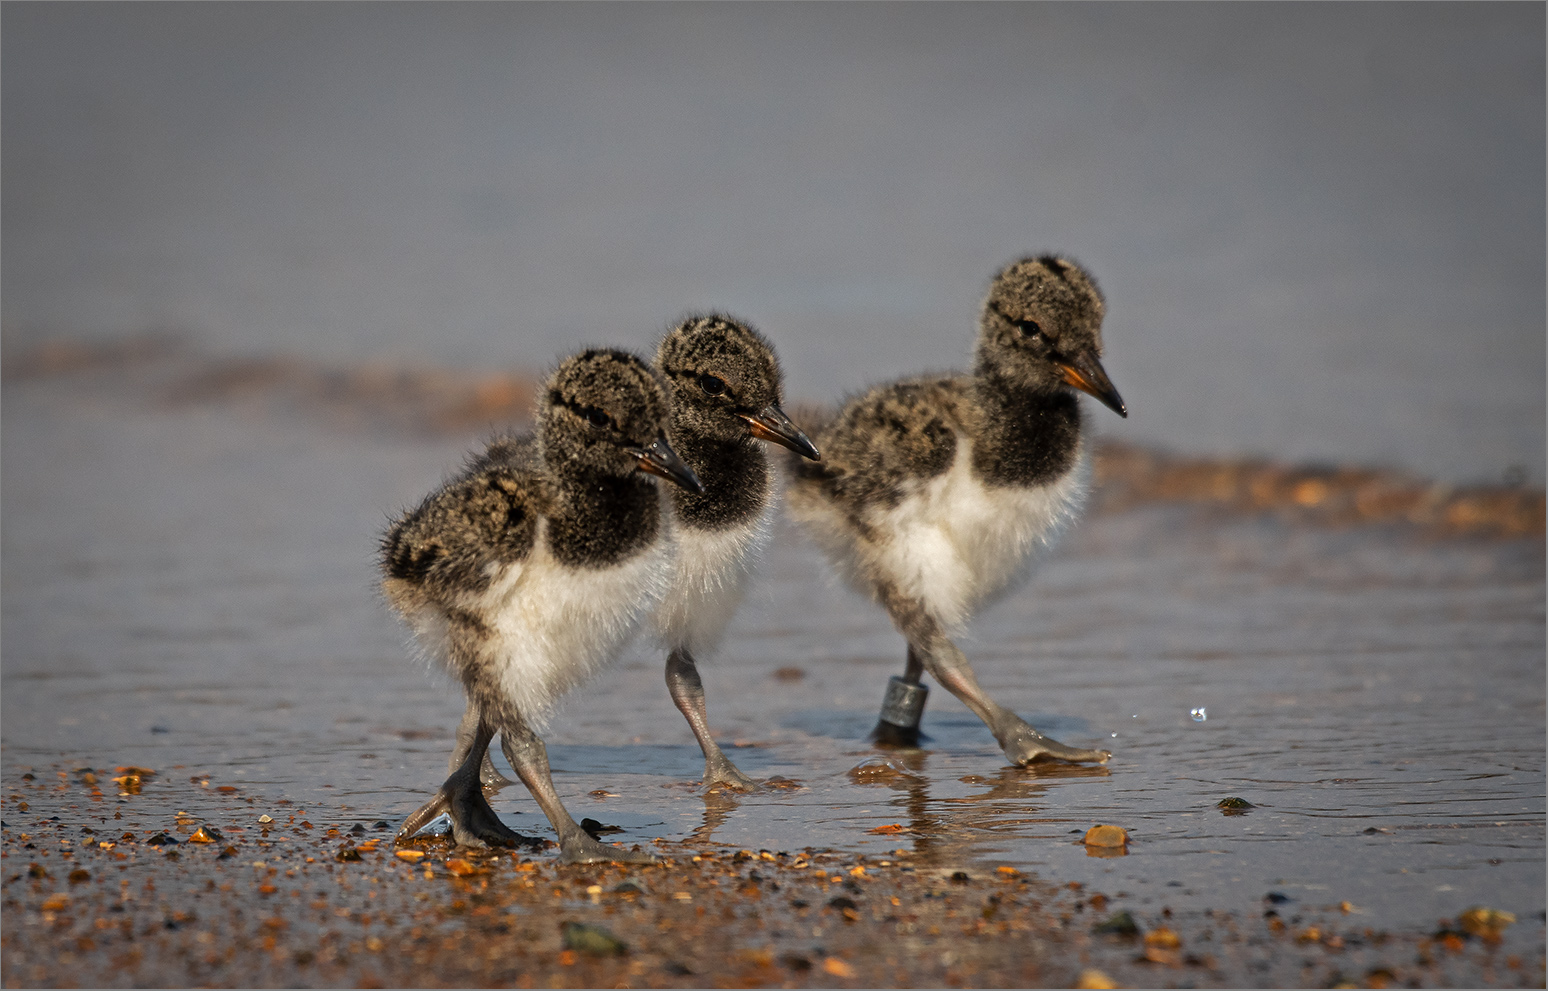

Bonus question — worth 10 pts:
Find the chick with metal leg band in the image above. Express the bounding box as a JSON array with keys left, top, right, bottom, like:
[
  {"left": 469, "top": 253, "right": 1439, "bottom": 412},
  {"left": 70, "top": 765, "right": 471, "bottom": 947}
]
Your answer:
[{"left": 786, "top": 256, "right": 1123, "bottom": 766}]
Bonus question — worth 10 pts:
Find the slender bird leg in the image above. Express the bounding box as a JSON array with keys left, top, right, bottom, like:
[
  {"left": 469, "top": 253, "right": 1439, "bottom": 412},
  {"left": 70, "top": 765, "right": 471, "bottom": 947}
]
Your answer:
[
  {"left": 394, "top": 702, "right": 515, "bottom": 842},
  {"left": 870, "top": 645, "right": 931, "bottom": 748},
  {"left": 496, "top": 708, "right": 657, "bottom": 865},
  {"left": 397, "top": 715, "right": 531, "bottom": 847},
  {"left": 448, "top": 702, "right": 515, "bottom": 790},
  {"left": 666, "top": 647, "right": 759, "bottom": 792},
  {"left": 881, "top": 588, "right": 1110, "bottom": 765}
]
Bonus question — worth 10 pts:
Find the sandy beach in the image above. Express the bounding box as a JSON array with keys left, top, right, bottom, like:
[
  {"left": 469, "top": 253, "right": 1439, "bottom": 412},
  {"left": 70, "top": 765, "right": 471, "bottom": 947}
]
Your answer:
[{"left": 2, "top": 811, "right": 1538, "bottom": 989}]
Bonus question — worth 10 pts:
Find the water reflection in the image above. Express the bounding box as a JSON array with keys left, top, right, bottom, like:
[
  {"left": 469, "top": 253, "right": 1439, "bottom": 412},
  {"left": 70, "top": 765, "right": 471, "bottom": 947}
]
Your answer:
[
  {"left": 690, "top": 789, "right": 741, "bottom": 847},
  {"left": 847, "top": 752, "right": 1109, "bottom": 867}
]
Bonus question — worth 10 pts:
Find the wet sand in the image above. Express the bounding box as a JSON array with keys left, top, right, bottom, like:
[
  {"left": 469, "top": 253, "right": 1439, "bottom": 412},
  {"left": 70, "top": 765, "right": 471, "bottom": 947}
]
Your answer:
[
  {"left": 3, "top": 346, "right": 1543, "bottom": 987},
  {"left": 2, "top": 814, "right": 1538, "bottom": 990}
]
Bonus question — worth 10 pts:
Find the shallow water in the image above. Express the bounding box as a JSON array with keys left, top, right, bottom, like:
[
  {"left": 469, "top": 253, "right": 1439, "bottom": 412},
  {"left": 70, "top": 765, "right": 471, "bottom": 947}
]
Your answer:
[{"left": 3, "top": 366, "right": 1543, "bottom": 952}]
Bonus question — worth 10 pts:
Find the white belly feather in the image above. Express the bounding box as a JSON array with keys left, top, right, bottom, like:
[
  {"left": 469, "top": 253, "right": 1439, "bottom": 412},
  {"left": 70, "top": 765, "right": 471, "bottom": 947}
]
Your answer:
[
  {"left": 649, "top": 500, "right": 774, "bottom": 656},
  {"left": 792, "top": 434, "right": 1089, "bottom": 631},
  {"left": 402, "top": 517, "right": 674, "bottom": 727}
]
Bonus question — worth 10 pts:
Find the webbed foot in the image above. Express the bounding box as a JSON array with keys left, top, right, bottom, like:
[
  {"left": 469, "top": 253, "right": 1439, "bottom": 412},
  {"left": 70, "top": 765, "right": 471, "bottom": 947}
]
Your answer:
[
  {"left": 395, "top": 792, "right": 450, "bottom": 844},
  {"left": 446, "top": 779, "right": 535, "bottom": 848},
  {"left": 703, "top": 754, "right": 760, "bottom": 793},
  {"left": 399, "top": 762, "right": 542, "bottom": 849},
  {"left": 1000, "top": 722, "right": 1111, "bottom": 765}
]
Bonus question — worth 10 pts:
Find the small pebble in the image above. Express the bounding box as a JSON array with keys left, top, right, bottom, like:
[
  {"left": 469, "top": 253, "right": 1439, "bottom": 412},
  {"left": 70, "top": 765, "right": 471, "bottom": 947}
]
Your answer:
[
  {"left": 822, "top": 957, "right": 856, "bottom": 978},
  {"left": 1458, "top": 906, "right": 1515, "bottom": 940},
  {"left": 560, "top": 921, "right": 626, "bottom": 956},
  {"left": 1093, "top": 910, "right": 1140, "bottom": 936},
  {"left": 1083, "top": 825, "right": 1128, "bottom": 848}
]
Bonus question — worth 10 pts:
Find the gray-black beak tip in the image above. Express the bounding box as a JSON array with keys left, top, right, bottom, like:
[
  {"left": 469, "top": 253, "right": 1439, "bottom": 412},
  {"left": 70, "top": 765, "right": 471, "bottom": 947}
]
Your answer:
[
  {"left": 1059, "top": 352, "right": 1127, "bottom": 420},
  {"left": 740, "top": 403, "right": 822, "bottom": 461},
  {"left": 631, "top": 435, "right": 706, "bottom": 495}
]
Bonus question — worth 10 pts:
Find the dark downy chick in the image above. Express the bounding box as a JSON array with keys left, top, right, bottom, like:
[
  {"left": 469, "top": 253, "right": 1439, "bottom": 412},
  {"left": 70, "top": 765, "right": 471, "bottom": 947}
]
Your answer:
[
  {"left": 785, "top": 256, "right": 1126, "bottom": 766},
  {"left": 383, "top": 349, "right": 703, "bottom": 864},
  {"left": 651, "top": 314, "right": 819, "bottom": 790}
]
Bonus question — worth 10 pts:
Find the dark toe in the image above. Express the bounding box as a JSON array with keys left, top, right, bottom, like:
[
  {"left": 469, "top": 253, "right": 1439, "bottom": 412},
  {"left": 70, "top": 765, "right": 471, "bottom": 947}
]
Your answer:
[
  {"left": 453, "top": 791, "right": 530, "bottom": 847},
  {"left": 395, "top": 793, "right": 451, "bottom": 843}
]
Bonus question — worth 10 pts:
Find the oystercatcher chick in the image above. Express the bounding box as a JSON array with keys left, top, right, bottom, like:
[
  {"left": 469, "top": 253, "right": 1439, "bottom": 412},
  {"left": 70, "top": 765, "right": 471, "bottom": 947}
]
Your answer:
[
  {"left": 785, "top": 256, "right": 1127, "bottom": 765},
  {"left": 382, "top": 349, "right": 703, "bottom": 863},
  {"left": 651, "top": 314, "right": 819, "bottom": 790}
]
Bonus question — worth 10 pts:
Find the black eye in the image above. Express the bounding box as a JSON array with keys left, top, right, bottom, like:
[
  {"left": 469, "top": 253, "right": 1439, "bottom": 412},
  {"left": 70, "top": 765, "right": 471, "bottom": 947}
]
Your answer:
[
  {"left": 990, "top": 300, "right": 1042, "bottom": 340},
  {"left": 581, "top": 407, "right": 611, "bottom": 428},
  {"left": 698, "top": 374, "right": 726, "bottom": 397}
]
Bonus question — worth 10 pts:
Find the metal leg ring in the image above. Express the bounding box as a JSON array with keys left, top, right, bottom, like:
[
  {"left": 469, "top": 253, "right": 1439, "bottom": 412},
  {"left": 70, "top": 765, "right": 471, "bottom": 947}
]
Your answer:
[{"left": 878, "top": 676, "right": 929, "bottom": 730}]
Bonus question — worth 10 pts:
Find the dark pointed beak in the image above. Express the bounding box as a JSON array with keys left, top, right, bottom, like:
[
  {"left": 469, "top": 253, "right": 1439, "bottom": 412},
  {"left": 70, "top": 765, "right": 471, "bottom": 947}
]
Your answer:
[
  {"left": 1058, "top": 351, "right": 1128, "bottom": 418},
  {"left": 737, "top": 403, "right": 821, "bottom": 461},
  {"left": 629, "top": 434, "right": 706, "bottom": 494}
]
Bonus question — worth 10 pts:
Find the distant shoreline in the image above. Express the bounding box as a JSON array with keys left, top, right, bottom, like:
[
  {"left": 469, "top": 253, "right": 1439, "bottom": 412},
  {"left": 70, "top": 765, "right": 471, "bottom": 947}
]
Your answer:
[{"left": 7, "top": 333, "right": 1541, "bottom": 540}]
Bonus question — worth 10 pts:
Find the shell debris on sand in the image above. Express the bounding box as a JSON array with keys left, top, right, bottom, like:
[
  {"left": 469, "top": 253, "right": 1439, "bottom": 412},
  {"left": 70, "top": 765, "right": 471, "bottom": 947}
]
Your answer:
[{"left": 3, "top": 771, "right": 1541, "bottom": 989}]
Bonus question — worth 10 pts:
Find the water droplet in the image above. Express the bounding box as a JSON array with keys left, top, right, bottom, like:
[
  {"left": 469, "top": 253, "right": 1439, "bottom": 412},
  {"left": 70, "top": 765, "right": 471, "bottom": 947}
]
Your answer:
[{"left": 1190, "top": 707, "right": 1207, "bottom": 722}]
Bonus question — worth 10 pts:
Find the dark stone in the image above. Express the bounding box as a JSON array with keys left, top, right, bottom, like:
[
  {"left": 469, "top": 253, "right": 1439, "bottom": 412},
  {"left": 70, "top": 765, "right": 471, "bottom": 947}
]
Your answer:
[
  {"left": 561, "top": 921, "right": 627, "bottom": 957},
  {"left": 1093, "top": 910, "right": 1141, "bottom": 937},
  {"left": 578, "top": 818, "right": 621, "bottom": 839}
]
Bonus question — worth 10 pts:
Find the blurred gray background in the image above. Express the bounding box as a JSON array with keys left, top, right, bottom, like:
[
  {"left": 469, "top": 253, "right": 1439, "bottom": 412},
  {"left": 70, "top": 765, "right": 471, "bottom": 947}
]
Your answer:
[{"left": 4, "top": 2, "right": 1543, "bottom": 483}]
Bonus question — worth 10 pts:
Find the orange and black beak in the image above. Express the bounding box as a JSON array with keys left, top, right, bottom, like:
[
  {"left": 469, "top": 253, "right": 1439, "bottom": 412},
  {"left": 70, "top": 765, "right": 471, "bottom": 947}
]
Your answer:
[
  {"left": 1058, "top": 351, "right": 1127, "bottom": 418},
  {"left": 737, "top": 403, "right": 821, "bottom": 461},
  {"left": 629, "top": 434, "right": 706, "bottom": 494}
]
